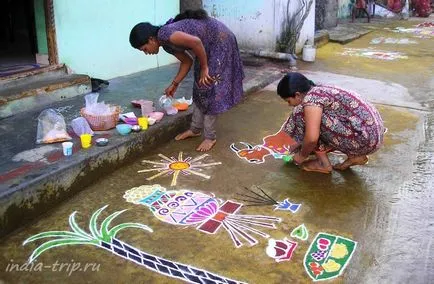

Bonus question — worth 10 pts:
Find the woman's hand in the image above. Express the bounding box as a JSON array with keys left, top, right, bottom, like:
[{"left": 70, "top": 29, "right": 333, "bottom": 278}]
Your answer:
[
  {"left": 293, "top": 152, "right": 308, "bottom": 166},
  {"left": 165, "top": 82, "right": 178, "bottom": 97},
  {"left": 199, "top": 66, "right": 213, "bottom": 87}
]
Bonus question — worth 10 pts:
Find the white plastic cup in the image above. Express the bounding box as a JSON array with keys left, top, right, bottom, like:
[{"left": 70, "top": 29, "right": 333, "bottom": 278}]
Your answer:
[{"left": 62, "top": 142, "right": 73, "bottom": 156}]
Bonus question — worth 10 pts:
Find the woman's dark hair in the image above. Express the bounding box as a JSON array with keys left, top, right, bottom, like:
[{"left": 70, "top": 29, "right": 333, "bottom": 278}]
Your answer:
[
  {"left": 129, "top": 22, "right": 160, "bottom": 49},
  {"left": 173, "top": 9, "right": 208, "bottom": 22},
  {"left": 129, "top": 9, "right": 208, "bottom": 49},
  {"left": 277, "top": 72, "right": 315, "bottom": 99}
]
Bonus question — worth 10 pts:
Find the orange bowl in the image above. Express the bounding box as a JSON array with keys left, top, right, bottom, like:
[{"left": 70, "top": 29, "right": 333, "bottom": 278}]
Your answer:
[{"left": 173, "top": 103, "right": 189, "bottom": 111}]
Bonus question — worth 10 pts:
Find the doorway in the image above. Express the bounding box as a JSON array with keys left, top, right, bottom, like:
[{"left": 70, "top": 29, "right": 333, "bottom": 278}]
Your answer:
[{"left": 0, "top": 0, "right": 51, "bottom": 77}]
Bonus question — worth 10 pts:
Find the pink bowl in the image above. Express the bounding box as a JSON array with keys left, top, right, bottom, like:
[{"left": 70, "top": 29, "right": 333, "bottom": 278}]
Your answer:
[{"left": 149, "top": 112, "right": 164, "bottom": 121}]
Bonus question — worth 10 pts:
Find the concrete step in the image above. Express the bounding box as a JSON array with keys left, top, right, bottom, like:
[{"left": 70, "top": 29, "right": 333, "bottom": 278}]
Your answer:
[
  {"left": 314, "top": 30, "right": 330, "bottom": 48},
  {"left": 0, "top": 65, "right": 91, "bottom": 119}
]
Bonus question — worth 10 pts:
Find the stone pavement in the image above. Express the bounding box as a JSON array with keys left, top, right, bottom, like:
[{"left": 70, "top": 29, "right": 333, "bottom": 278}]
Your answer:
[{"left": 0, "top": 63, "right": 282, "bottom": 238}]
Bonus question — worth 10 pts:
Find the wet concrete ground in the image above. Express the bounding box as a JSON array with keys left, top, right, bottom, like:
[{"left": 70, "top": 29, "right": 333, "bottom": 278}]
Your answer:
[{"left": 1, "top": 19, "right": 433, "bottom": 283}]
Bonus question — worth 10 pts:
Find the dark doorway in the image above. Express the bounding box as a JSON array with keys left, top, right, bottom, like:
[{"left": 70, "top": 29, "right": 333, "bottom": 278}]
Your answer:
[{"left": 0, "top": 0, "right": 45, "bottom": 77}]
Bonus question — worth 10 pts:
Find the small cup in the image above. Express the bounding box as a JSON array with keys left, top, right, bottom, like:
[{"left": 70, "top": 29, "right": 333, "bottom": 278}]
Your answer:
[
  {"left": 62, "top": 142, "right": 73, "bottom": 156},
  {"left": 138, "top": 117, "right": 148, "bottom": 130},
  {"left": 140, "top": 101, "right": 154, "bottom": 117},
  {"left": 80, "top": 134, "right": 92, "bottom": 149}
]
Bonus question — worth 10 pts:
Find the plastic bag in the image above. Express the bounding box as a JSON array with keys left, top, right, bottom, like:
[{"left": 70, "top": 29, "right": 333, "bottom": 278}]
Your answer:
[
  {"left": 71, "top": 117, "right": 94, "bottom": 136},
  {"left": 84, "top": 92, "right": 114, "bottom": 115},
  {"left": 158, "top": 95, "right": 178, "bottom": 115},
  {"left": 36, "top": 109, "right": 72, "bottom": 144}
]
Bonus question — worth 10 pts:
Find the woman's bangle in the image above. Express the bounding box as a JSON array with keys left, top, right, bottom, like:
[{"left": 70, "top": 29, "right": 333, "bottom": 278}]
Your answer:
[{"left": 172, "top": 80, "right": 179, "bottom": 87}]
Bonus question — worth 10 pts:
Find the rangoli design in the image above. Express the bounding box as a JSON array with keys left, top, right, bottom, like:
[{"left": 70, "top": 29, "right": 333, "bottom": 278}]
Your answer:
[
  {"left": 304, "top": 233, "right": 357, "bottom": 282},
  {"left": 370, "top": 37, "right": 417, "bottom": 45},
  {"left": 139, "top": 152, "right": 222, "bottom": 186},
  {"left": 385, "top": 26, "right": 434, "bottom": 38},
  {"left": 230, "top": 124, "right": 298, "bottom": 164},
  {"left": 236, "top": 186, "right": 301, "bottom": 213},
  {"left": 290, "top": 224, "right": 309, "bottom": 241},
  {"left": 341, "top": 48, "right": 408, "bottom": 61},
  {"left": 23, "top": 206, "right": 244, "bottom": 283},
  {"left": 123, "top": 185, "right": 281, "bottom": 248},
  {"left": 266, "top": 238, "right": 298, "bottom": 262}
]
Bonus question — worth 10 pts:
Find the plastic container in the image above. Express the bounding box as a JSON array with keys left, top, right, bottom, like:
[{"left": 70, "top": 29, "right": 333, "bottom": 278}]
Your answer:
[
  {"left": 149, "top": 112, "right": 164, "bottom": 122},
  {"left": 116, "top": 124, "right": 132, "bottom": 136},
  {"left": 80, "top": 134, "right": 92, "bottom": 149},
  {"left": 302, "top": 44, "right": 316, "bottom": 62},
  {"left": 140, "top": 100, "right": 154, "bottom": 117},
  {"left": 95, "top": 138, "right": 109, "bottom": 146},
  {"left": 62, "top": 142, "right": 73, "bottom": 156}
]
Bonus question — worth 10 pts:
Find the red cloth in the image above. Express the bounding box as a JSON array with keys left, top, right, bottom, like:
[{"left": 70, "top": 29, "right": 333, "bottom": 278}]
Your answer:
[
  {"left": 413, "top": 0, "right": 432, "bottom": 17},
  {"left": 355, "top": 0, "right": 367, "bottom": 9},
  {"left": 388, "top": 0, "right": 402, "bottom": 12}
]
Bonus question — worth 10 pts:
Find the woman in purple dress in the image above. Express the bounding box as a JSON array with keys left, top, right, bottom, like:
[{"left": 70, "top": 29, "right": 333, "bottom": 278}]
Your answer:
[
  {"left": 129, "top": 9, "right": 244, "bottom": 151},
  {"left": 277, "top": 73, "right": 385, "bottom": 173}
]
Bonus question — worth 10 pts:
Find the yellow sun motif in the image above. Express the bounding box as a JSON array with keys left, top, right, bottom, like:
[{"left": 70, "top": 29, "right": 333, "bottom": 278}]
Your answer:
[{"left": 138, "top": 152, "right": 222, "bottom": 186}]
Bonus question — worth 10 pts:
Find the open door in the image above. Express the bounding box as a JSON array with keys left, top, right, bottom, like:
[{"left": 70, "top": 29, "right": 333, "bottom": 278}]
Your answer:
[{"left": 0, "top": 0, "right": 57, "bottom": 78}]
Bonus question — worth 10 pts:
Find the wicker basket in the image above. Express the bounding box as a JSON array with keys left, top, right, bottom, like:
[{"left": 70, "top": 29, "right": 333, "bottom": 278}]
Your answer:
[{"left": 80, "top": 106, "right": 120, "bottom": 131}]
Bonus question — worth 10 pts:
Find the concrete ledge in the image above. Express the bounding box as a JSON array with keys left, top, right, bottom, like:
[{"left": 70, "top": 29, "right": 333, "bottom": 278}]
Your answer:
[
  {"left": 0, "top": 111, "right": 191, "bottom": 238},
  {"left": 314, "top": 30, "right": 330, "bottom": 48}
]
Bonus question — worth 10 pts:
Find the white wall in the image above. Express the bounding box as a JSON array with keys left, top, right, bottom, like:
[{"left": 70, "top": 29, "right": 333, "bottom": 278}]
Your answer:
[
  {"left": 203, "top": 0, "right": 315, "bottom": 53},
  {"left": 54, "top": 0, "right": 179, "bottom": 79}
]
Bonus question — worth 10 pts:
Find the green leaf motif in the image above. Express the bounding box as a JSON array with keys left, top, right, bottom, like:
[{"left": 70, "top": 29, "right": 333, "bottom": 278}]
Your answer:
[
  {"left": 89, "top": 205, "right": 109, "bottom": 240},
  {"left": 69, "top": 211, "right": 93, "bottom": 239},
  {"left": 23, "top": 231, "right": 90, "bottom": 245},
  {"left": 291, "top": 224, "right": 308, "bottom": 241},
  {"left": 108, "top": 223, "right": 153, "bottom": 239},
  {"left": 100, "top": 209, "right": 128, "bottom": 241},
  {"left": 28, "top": 239, "right": 97, "bottom": 263}
]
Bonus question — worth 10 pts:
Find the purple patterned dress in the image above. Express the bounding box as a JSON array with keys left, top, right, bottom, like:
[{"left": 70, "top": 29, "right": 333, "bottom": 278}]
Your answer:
[
  {"left": 158, "top": 18, "right": 245, "bottom": 115},
  {"left": 283, "top": 85, "right": 385, "bottom": 156}
]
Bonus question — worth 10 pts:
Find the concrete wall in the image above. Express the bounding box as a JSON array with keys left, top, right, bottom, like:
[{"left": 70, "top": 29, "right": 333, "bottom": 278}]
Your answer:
[
  {"left": 203, "top": 0, "right": 315, "bottom": 54},
  {"left": 316, "top": 0, "right": 338, "bottom": 29},
  {"left": 53, "top": 0, "right": 178, "bottom": 79}
]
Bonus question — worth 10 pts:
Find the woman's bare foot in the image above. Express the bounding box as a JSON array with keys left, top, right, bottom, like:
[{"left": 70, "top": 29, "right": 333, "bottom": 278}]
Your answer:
[
  {"left": 333, "top": 155, "right": 369, "bottom": 170},
  {"left": 196, "top": 139, "right": 216, "bottom": 152},
  {"left": 175, "top": 130, "right": 201, "bottom": 141},
  {"left": 301, "top": 159, "right": 332, "bottom": 174}
]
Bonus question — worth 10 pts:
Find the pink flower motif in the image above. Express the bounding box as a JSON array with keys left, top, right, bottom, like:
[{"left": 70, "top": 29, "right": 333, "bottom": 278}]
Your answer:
[
  {"left": 184, "top": 200, "right": 219, "bottom": 224},
  {"left": 266, "top": 238, "right": 298, "bottom": 262}
]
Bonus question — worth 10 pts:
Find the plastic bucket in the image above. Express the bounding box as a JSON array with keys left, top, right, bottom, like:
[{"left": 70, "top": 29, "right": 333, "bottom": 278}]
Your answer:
[{"left": 302, "top": 45, "right": 316, "bottom": 62}]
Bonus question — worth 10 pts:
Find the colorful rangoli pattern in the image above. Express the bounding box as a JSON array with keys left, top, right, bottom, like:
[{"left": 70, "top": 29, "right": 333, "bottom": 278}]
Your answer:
[
  {"left": 370, "top": 37, "right": 417, "bottom": 45},
  {"left": 23, "top": 206, "right": 245, "bottom": 283},
  {"left": 291, "top": 224, "right": 309, "bottom": 241},
  {"left": 138, "top": 152, "right": 222, "bottom": 186},
  {"left": 230, "top": 125, "right": 298, "bottom": 164},
  {"left": 266, "top": 238, "right": 298, "bottom": 262},
  {"left": 304, "top": 233, "right": 357, "bottom": 282},
  {"left": 236, "top": 186, "right": 301, "bottom": 213},
  {"left": 385, "top": 26, "right": 434, "bottom": 38},
  {"left": 341, "top": 48, "right": 408, "bottom": 60},
  {"left": 123, "top": 185, "right": 281, "bottom": 248}
]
